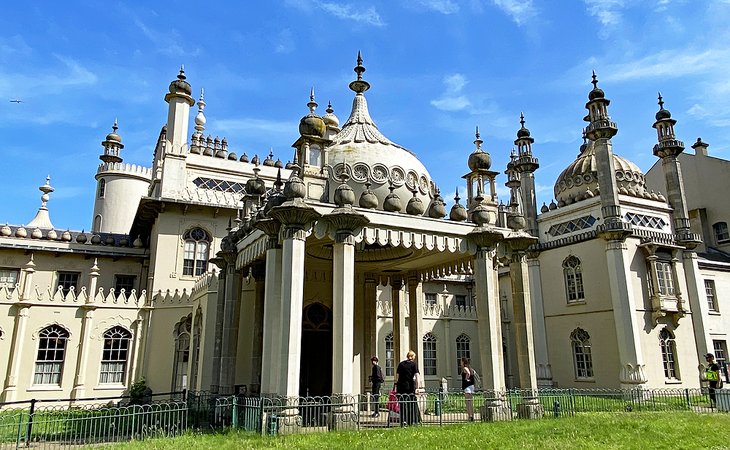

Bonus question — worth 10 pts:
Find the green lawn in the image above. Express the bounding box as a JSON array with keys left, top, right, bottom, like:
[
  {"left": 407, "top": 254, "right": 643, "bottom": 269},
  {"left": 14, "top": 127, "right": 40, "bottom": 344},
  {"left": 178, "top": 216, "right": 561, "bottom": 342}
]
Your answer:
[{"left": 110, "top": 411, "right": 730, "bottom": 449}]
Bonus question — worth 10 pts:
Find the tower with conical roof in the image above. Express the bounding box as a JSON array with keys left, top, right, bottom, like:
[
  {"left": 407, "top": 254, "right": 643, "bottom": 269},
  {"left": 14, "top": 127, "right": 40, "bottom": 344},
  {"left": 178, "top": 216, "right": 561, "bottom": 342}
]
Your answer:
[
  {"left": 513, "top": 113, "right": 539, "bottom": 237},
  {"left": 92, "top": 121, "right": 152, "bottom": 234},
  {"left": 291, "top": 87, "right": 331, "bottom": 201},
  {"left": 651, "top": 94, "right": 702, "bottom": 248},
  {"left": 463, "top": 127, "right": 499, "bottom": 224}
]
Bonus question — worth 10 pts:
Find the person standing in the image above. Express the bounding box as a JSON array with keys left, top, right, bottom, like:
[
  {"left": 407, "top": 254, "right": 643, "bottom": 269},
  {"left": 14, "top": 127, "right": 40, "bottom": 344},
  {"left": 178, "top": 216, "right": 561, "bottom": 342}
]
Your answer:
[
  {"left": 395, "top": 350, "right": 420, "bottom": 426},
  {"left": 370, "top": 356, "right": 384, "bottom": 417},
  {"left": 706, "top": 353, "right": 722, "bottom": 407},
  {"left": 461, "top": 357, "right": 475, "bottom": 421}
]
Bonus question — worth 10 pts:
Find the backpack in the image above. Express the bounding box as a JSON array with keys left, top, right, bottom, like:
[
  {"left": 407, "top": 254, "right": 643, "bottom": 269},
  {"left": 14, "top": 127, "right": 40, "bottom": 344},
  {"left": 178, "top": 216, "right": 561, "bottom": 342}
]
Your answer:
[
  {"left": 470, "top": 369, "right": 481, "bottom": 389},
  {"left": 377, "top": 366, "right": 385, "bottom": 383}
]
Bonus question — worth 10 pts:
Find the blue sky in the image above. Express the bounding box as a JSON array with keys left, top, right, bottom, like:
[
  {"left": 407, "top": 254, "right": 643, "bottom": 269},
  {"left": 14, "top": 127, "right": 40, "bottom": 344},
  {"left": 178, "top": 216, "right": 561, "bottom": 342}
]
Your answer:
[{"left": 1, "top": 1, "right": 729, "bottom": 231}]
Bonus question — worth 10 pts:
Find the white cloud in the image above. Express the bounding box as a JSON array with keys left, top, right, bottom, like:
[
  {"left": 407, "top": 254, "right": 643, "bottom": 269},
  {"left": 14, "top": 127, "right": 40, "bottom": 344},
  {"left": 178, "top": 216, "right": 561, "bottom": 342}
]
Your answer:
[
  {"left": 601, "top": 48, "right": 729, "bottom": 82},
  {"left": 319, "top": 2, "right": 385, "bottom": 26},
  {"left": 212, "top": 118, "right": 296, "bottom": 135},
  {"left": 582, "top": 0, "right": 626, "bottom": 38},
  {"left": 413, "top": 0, "right": 460, "bottom": 14},
  {"left": 491, "top": 0, "right": 536, "bottom": 26},
  {"left": 431, "top": 74, "right": 472, "bottom": 111},
  {"left": 274, "top": 29, "right": 295, "bottom": 54},
  {"left": 133, "top": 18, "right": 201, "bottom": 56}
]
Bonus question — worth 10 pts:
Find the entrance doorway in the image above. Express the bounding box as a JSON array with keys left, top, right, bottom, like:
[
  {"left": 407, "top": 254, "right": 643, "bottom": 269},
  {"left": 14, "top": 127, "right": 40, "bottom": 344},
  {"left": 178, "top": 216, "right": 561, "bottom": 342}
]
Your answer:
[{"left": 300, "top": 302, "right": 333, "bottom": 397}]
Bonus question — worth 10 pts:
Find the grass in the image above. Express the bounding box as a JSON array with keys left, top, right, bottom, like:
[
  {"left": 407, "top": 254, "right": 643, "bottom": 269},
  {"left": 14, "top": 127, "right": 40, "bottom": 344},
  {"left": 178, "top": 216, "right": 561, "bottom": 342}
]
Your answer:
[{"left": 110, "top": 411, "right": 730, "bottom": 450}]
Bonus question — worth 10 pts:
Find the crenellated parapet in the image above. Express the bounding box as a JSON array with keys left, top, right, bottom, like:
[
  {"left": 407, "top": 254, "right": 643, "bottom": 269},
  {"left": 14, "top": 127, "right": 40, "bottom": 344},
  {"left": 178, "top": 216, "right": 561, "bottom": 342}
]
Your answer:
[{"left": 96, "top": 162, "right": 152, "bottom": 180}]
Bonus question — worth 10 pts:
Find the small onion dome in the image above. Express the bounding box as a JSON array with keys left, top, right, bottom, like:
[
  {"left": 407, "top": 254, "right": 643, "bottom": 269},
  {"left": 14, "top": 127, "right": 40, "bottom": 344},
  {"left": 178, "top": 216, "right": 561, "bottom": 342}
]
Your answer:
[
  {"left": 406, "top": 191, "right": 425, "bottom": 215},
  {"left": 47, "top": 229, "right": 58, "bottom": 240},
  {"left": 0, "top": 224, "right": 10, "bottom": 236},
  {"left": 263, "top": 150, "right": 275, "bottom": 167},
  {"left": 240, "top": 153, "right": 249, "bottom": 163},
  {"left": 299, "top": 89, "right": 326, "bottom": 138},
  {"left": 383, "top": 184, "right": 402, "bottom": 212},
  {"left": 169, "top": 66, "right": 192, "bottom": 96},
  {"left": 334, "top": 174, "right": 356, "bottom": 206},
  {"left": 284, "top": 173, "right": 306, "bottom": 199},
  {"left": 285, "top": 160, "right": 295, "bottom": 170},
  {"left": 133, "top": 235, "right": 144, "bottom": 248},
  {"left": 449, "top": 189, "right": 468, "bottom": 221},
  {"left": 119, "top": 236, "right": 129, "bottom": 246},
  {"left": 516, "top": 112, "right": 531, "bottom": 138},
  {"left": 275, "top": 159, "right": 283, "bottom": 168},
  {"left": 76, "top": 232, "right": 88, "bottom": 243},
  {"left": 61, "top": 230, "right": 72, "bottom": 241},
  {"left": 428, "top": 199, "right": 446, "bottom": 218},
  {"left": 471, "top": 196, "right": 491, "bottom": 226},
  {"left": 246, "top": 168, "right": 267, "bottom": 196},
  {"left": 323, "top": 101, "right": 340, "bottom": 128},
  {"left": 228, "top": 152, "right": 238, "bottom": 160},
  {"left": 105, "top": 121, "right": 122, "bottom": 144},
  {"left": 105, "top": 235, "right": 115, "bottom": 245},
  {"left": 91, "top": 234, "right": 102, "bottom": 245},
  {"left": 655, "top": 93, "right": 672, "bottom": 120},
  {"left": 359, "top": 182, "right": 378, "bottom": 209},
  {"left": 468, "top": 127, "right": 491, "bottom": 171},
  {"left": 31, "top": 228, "right": 42, "bottom": 239},
  {"left": 540, "top": 202, "right": 549, "bottom": 213},
  {"left": 251, "top": 154, "right": 260, "bottom": 165},
  {"left": 587, "top": 71, "right": 604, "bottom": 100},
  {"left": 549, "top": 200, "right": 557, "bottom": 210},
  {"left": 15, "top": 226, "right": 27, "bottom": 238},
  {"left": 507, "top": 214, "right": 526, "bottom": 231}
]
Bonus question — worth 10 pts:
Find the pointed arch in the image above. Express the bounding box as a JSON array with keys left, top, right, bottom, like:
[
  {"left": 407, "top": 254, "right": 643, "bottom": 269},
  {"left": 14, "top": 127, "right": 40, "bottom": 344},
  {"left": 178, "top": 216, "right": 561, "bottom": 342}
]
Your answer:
[
  {"left": 659, "top": 328, "right": 679, "bottom": 379},
  {"left": 570, "top": 328, "right": 593, "bottom": 379},
  {"left": 34, "top": 324, "right": 70, "bottom": 385}
]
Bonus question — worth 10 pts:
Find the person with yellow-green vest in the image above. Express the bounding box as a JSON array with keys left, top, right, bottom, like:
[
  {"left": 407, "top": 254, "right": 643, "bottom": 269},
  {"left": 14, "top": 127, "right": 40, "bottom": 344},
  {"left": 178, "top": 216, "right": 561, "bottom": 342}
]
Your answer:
[{"left": 705, "top": 353, "right": 722, "bottom": 407}]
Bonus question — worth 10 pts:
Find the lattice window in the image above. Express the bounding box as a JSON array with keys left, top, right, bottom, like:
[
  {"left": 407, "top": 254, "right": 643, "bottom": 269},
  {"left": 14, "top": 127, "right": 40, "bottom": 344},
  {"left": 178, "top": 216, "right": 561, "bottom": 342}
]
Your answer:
[
  {"left": 192, "top": 177, "right": 247, "bottom": 194},
  {"left": 547, "top": 215, "right": 597, "bottom": 237},
  {"left": 571, "top": 328, "right": 593, "bottom": 379},
  {"left": 624, "top": 212, "right": 667, "bottom": 230},
  {"left": 455, "top": 334, "right": 471, "bottom": 375},
  {"left": 100, "top": 326, "right": 132, "bottom": 384},
  {"left": 34, "top": 325, "right": 69, "bottom": 385},
  {"left": 423, "top": 333, "right": 437, "bottom": 376},
  {"left": 183, "top": 228, "right": 210, "bottom": 277},
  {"left": 563, "top": 256, "right": 585, "bottom": 303},
  {"left": 385, "top": 333, "right": 394, "bottom": 377},
  {"left": 659, "top": 328, "right": 679, "bottom": 379}
]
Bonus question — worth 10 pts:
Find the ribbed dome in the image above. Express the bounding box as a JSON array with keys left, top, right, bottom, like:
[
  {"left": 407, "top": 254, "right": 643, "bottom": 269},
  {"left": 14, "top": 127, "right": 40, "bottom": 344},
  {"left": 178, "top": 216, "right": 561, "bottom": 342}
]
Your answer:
[{"left": 554, "top": 140, "right": 648, "bottom": 205}]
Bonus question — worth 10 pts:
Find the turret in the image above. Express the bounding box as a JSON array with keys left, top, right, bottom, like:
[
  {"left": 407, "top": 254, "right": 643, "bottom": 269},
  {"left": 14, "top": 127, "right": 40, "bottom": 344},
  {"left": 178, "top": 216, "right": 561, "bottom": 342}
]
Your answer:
[
  {"left": 100, "top": 120, "right": 124, "bottom": 164},
  {"left": 513, "top": 113, "right": 539, "bottom": 236},
  {"left": 291, "top": 86, "right": 332, "bottom": 201},
  {"left": 463, "top": 127, "right": 499, "bottom": 225},
  {"left": 652, "top": 94, "right": 701, "bottom": 248}
]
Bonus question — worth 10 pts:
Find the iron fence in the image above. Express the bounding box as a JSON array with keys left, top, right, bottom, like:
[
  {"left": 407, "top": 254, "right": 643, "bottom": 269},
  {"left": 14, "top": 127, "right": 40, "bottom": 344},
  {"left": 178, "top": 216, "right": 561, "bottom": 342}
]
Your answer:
[{"left": 0, "top": 387, "right": 726, "bottom": 445}]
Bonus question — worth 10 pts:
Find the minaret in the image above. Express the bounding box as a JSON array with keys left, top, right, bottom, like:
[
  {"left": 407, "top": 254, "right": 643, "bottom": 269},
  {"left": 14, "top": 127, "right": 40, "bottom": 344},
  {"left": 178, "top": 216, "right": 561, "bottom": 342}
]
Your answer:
[
  {"left": 584, "top": 72, "right": 630, "bottom": 237},
  {"left": 652, "top": 94, "right": 701, "bottom": 248},
  {"left": 100, "top": 120, "right": 123, "bottom": 164},
  {"left": 513, "top": 113, "right": 539, "bottom": 236},
  {"left": 190, "top": 89, "right": 206, "bottom": 153},
  {"left": 463, "top": 127, "right": 499, "bottom": 224},
  {"left": 291, "top": 84, "right": 331, "bottom": 201},
  {"left": 164, "top": 66, "right": 195, "bottom": 154}
]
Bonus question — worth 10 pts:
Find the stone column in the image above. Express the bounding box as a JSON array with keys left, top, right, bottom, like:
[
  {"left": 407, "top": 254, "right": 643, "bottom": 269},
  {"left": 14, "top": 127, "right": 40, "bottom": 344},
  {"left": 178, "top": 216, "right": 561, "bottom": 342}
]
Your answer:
[
  {"left": 468, "top": 229, "right": 509, "bottom": 420},
  {"left": 210, "top": 268, "right": 226, "bottom": 394},
  {"left": 218, "top": 248, "right": 242, "bottom": 395},
  {"left": 682, "top": 251, "right": 713, "bottom": 368},
  {"left": 2, "top": 305, "right": 30, "bottom": 402},
  {"left": 407, "top": 274, "right": 424, "bottom": 360},
  {"left": 507, "top": 236, "right": 542, "bottom": 418},
  {"left": 526, "top": 253, "right": 553, "bottom": 387},
  {"left": 249, "top": 262, "right": 266, "bottom": 395},
  {"left": 391, "top": 279, "right": 406, "bottom": 362},
  {"left": 72, "top": 259, "right": 100, "bottom": 400},
  {"left": 363, "top": 274, "right": 378, "bottom": 386},
  {"left": 332, "top": 234, "right": 356, "bottom": 396}
]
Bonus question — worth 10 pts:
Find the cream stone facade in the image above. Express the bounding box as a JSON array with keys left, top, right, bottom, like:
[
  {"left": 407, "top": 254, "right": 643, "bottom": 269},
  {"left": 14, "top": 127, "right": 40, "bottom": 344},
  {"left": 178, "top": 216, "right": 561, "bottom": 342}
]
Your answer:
[{"left": 1, "top": 58, "right": 728, "bottom": 411}]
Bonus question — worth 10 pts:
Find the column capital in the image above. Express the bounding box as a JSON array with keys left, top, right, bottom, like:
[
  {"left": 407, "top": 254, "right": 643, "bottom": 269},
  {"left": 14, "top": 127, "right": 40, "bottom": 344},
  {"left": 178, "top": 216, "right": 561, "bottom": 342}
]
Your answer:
[
  {"left": 505, "top": 231, "right": 537, "bottom": 252},
  {"left": 467, "top": 228, "right": 504, "bottom": 250},
  {"left": 321, "top": 207, "right": 370, "bottom": 243},
  {"left": 254, "top": 218, "right": 282, "bottom": 248},
  {"left": 270, "top": 200, "right": 321, "bottom": 240}
]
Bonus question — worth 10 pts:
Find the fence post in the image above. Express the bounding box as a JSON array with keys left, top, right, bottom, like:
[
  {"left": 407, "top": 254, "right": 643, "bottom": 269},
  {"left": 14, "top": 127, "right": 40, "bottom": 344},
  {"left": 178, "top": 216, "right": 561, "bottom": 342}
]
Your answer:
[
  {"left": 685, "top": 388, "right": 691, "bottom": 409},
  {"left": 25, "top": 398, "right": 37, "bottom": 446},
  {"left": 232, "top": 396, "right": 239, "bottom": 429}
]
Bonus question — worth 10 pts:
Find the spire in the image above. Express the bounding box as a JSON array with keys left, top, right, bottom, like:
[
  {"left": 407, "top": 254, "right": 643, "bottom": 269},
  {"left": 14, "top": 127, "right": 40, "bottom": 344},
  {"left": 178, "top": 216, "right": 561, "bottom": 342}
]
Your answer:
[
  {"left": 27, "top": 176, "right": 55, "bottom": 230},
  {"left": 194, "top": 88, "right": 206, "bottom": 134},
  {"left": 348, "top": 51, "right": 370, "bottom": 94},
  {"left": 307, "top": 87, "right": 318, "bottom": 113},
  {"left": 474, "top": 126, "right": 483, "bottom": 150},
  {"left": 100, "top": 120, "right": 124, "bottom": 163}
]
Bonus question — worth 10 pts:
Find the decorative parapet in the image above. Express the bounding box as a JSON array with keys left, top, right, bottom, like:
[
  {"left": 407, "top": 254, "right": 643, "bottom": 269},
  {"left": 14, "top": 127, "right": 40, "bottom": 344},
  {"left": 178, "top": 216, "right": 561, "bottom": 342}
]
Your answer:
[
  {"left": 444, "top": 304, "right": 477, "bottom": 319},
  {"left": 191, "top": 271, "right": 218, "bottom": 297},
  {"left": 97, "top": 162, "right": 152, "bottom": 180},
  {"left": 151, "top": 288, "right": 194, "bottom": 305},
  {"left": 181, "top": 187, "right": 244, "bottom": 208},
  {"left": 376, "top": 299, "right": 477, "bottom": 320},
  {"left": 0, "top": 284, "right": 146, "bottom": 306}
]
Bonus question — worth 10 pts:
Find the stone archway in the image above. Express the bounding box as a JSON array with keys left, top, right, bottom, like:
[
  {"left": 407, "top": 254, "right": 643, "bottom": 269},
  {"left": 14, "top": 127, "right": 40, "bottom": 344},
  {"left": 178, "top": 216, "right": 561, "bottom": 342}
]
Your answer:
[{"left": 300, "top": 302, "right": 333, "bottom": 397}]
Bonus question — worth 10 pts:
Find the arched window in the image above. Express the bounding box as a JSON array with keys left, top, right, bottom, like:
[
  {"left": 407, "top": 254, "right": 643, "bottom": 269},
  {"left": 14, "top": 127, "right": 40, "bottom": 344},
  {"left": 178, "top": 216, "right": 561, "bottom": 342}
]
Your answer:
[
  {"left": 100, "top": 326, "right": 132, "bottom": 384},
  {"left": 34, "top": 325, "right": 70, "bottom": 385},
  {"left": 659, "top": 328, "right": 679, "bottom": 379},
  {"left": 563, "top": 256, "right": 585, "bottom": 303},
  {"left": 455, "top": 333, "right": 471, "bottom": 375},
  {"left": 93, "top": 215, "right": 102, "bottom": 232},
  {"left": 308, "top": 144, "right": 321, "bottom": 167},
  {"left": 98, "top": 178, "right": 106, "bottom": 198},
  {"left": 423, "top": 332, "right": 437, "bottom": 376},
  {"left": 183, "top": 228, "right": 211, "bottom": 277},
  {"left": 385, "top": 333, "right": 394, "bottom": 377},
  {"left": 571, "top": 328, "right": 593, "bottom": 379},
  {"left": 189, "top": 308, "right": 203, "bottom": 391},
  {"left": 713, "top": 222, "right": 729, "bottom": 243},
  {"left": 171, "top": 316, "right": 192, "bottom": 391}
]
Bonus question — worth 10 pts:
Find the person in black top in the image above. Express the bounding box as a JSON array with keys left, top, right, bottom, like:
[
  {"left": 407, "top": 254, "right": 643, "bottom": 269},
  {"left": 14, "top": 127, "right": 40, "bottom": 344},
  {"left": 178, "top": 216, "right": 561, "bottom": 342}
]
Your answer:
[
  {"left": 706, "top": 353, "right": 722, "bottom": 407},
  {"left": 395, "top": 350, "right": 420, "bottom": 426},
  {"left": 369, "top": 356, "right": 384, "bottom": 417},
  {"left": 461, "top": 357, "right": 475, "bottom": 421}
]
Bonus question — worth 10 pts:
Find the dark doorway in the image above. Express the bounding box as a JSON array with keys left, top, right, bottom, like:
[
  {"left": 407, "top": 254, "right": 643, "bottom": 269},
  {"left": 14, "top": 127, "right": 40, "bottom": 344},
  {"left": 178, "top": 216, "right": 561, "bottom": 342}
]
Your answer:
[{"left": 300, "top": 302, "right": 333, "bottom": 397}]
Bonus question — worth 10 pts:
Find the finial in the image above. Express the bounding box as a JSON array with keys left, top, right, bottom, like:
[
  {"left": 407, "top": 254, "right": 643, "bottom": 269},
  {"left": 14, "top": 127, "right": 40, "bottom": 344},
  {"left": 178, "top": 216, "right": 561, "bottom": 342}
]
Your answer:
[
  {"left": 200, "top": 88, "right": 205, "bottom": 101},
  {"left": 454, "top": 187, "right": 461, "bottom": 203},
  {"left": 307, "top": 87, "right": 318, "bottom": 113},
  {"left": 269, "top": 148, "right": 274, "bottom": 159},
  {"left": 178, "top": 64, "right": 186, "bottom": 80},
  {"left": 657, "top": 92, "right": 664, "bottom": 109},
  {"left": 519, "top": 112, "right": 525, "bottom": 128},
  {"left": 591, "top": 70, "right": 598, "bottom": 89},
  {"left": 349, "top": 51, "right": 370, "bottom": 93},
  {"left": 310, "top": 87, "right": 315, "bottom": 102},
  {"left": 474, "top": 126, "right": 483, "bottom": 150},
  {"left": 112, "top": 119, "right": 118, "bottom": 134},
  {"left": 274, "top": 168, "right": 283, "bottom": 190},
  {"left": 475, "top": 126, "right": 480, "bottom": 140},
  {"left": 326, "top": 101, "right": 334, "bottom": 114}
]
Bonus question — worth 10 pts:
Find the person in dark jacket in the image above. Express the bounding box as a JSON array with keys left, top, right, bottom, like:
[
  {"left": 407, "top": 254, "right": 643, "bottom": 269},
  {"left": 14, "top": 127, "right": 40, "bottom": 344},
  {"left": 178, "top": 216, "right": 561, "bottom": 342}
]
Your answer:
[
  {"left": 395, "top": 350, "right": 420, "bottom": 426},
  {"left": 706, "top": 353, "right": 722, "bottom": 407},
  {"left": 370, "top": 356, "right": 384, "bottom": 417}
]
